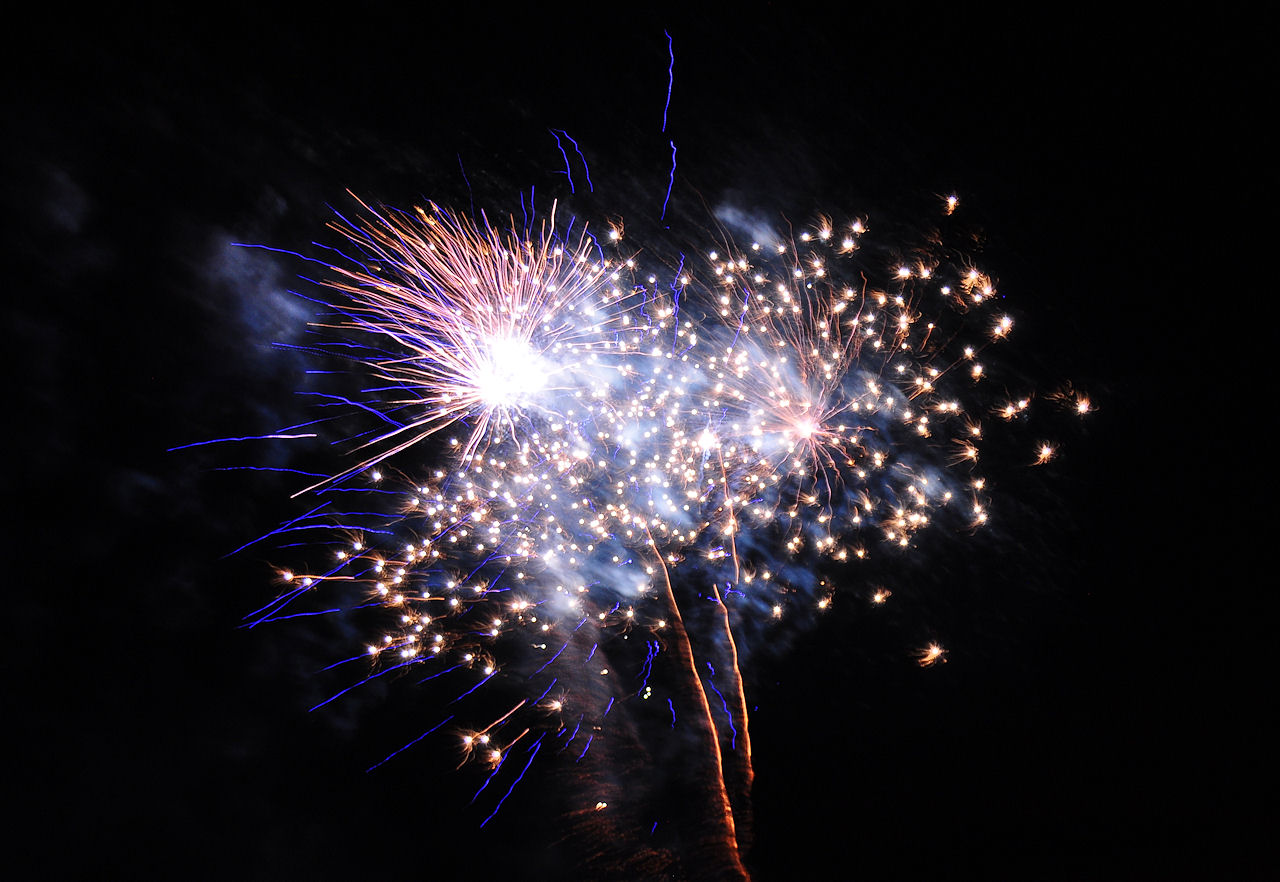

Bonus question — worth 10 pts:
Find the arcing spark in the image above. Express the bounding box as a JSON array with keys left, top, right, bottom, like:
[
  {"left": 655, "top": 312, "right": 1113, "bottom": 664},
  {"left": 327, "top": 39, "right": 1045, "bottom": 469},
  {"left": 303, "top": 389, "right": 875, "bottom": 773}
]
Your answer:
[{"left": 248, "top": 196, "right": 1085, "bottom": 865}]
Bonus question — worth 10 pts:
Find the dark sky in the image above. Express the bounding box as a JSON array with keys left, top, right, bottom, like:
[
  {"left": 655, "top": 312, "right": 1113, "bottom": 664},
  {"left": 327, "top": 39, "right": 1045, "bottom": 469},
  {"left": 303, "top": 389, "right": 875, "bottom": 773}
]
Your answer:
[{"left": 8, "top": 6, "right": 1267, "bottom": 880}]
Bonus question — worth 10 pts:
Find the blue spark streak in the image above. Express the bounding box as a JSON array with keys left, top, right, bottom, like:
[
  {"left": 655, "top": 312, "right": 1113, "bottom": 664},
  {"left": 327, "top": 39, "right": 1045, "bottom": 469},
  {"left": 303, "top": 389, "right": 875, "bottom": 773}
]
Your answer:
[
  {"left": 366, "top": 716, "right": 455, "bottom": 772},
  {"left": 662, "top": 30, "right": 674, "bottom": 132},
  {"left": 549, "top": 129, "right": 576, "bottom": 193},
  {"left": 309, "top": 657, "right": 421, "bottom": 712},
  {"left": 229, "top": 501, "right": 331, "bottom": 561},
  {"left": 705, "top": 661, "right": 738, "bottom": 749},
  {"left": 168, "top": 432, "right": 317, "bottom": 452},
  {"left": 480, "top": 735, "right": 545, "bottom": 827}
]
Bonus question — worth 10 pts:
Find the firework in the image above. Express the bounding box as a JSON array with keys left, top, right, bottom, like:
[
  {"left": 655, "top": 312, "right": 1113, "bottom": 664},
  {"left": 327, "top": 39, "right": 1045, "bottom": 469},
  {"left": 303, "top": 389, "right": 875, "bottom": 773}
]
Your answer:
[
  {"left": 242, "top": 195, "right": 1084, "bottom": 874},
  {"left": 298, "top": 196, "right": 632, "bottom": 487}
]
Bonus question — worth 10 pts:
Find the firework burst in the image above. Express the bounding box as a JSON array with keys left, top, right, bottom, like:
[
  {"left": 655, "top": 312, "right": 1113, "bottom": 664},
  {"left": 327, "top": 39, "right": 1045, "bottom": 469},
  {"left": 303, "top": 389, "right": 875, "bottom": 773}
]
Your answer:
[
  {"left": 239, "top": 194, "right": 1084, "bottom": 875},
  {"left": 302, "top": 196, "right": 634, "bottom": 487}
]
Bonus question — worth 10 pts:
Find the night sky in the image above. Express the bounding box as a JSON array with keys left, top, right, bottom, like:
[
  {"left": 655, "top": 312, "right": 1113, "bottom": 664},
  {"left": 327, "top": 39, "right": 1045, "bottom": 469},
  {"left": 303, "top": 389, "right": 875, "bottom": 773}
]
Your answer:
[{"left": 8, "top": 7, "right": 1267, "bottom": 880}]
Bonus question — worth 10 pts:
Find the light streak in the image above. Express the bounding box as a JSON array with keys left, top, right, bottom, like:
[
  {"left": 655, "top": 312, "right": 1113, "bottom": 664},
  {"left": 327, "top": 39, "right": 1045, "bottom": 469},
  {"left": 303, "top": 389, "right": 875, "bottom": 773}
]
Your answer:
[
  {"left": 663, "top": 30, "right": 675, "bottom": 133},
  {"left": 550, "top": 130, "right": 576, "bottom": 194}
]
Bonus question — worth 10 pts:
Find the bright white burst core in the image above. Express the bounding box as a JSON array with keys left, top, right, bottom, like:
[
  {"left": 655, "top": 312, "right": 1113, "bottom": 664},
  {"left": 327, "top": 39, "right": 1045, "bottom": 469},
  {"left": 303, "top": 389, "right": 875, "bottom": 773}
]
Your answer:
[
  {"left": 793, "top": 418, "right": 818, "bottom": 439},
  {"left": 474, "top": 335, "right": 548, "bottom": 409}
]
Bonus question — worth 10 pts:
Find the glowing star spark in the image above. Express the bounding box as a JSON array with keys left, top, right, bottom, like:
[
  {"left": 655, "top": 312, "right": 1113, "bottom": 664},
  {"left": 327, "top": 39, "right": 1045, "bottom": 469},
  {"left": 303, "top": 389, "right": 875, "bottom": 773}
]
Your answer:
[{"left": 918, "top": 643, "right": 947, "bottom": 666}]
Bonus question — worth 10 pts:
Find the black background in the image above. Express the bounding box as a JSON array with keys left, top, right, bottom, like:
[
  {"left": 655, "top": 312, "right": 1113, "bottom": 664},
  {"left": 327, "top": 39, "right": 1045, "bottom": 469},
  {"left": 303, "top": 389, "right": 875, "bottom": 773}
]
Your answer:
[{"left": 8, "top": 5, "right": 1267, "bottom": 879}]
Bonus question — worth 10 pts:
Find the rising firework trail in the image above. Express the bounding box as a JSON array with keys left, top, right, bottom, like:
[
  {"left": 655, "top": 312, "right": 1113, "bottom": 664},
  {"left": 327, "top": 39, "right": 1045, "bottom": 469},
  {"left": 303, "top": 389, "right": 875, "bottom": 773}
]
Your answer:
[{"left": 237, "top": 193, "right": 1085, "bottom": 877}]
